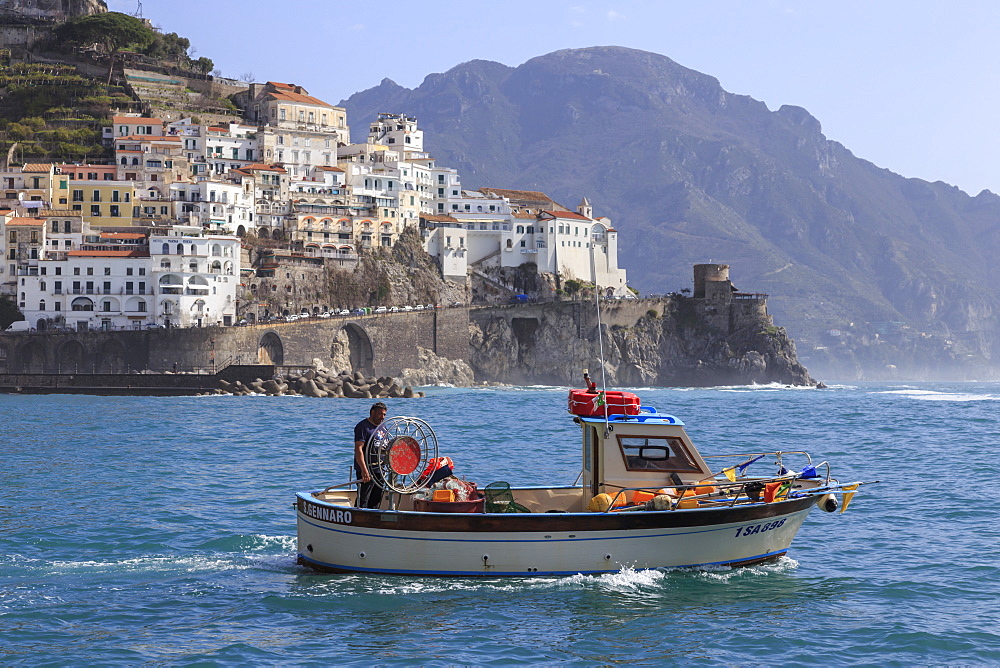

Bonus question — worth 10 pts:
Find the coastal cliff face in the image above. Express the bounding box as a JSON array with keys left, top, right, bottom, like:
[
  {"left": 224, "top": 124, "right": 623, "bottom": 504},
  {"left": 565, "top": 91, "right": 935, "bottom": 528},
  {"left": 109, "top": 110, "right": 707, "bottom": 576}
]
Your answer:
[{"left": 468, "top": 298, "right": 813, "bottom": 387}]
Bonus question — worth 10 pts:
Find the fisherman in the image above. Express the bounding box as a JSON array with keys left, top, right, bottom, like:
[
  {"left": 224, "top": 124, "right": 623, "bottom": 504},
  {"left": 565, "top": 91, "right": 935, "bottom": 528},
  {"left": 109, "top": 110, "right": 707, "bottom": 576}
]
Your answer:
[
  {"left": 353, "top": 402, "right": 388, "bottom": 509},
  {"left": 583, "top": 370, "right": 597, "bottom": 393}
]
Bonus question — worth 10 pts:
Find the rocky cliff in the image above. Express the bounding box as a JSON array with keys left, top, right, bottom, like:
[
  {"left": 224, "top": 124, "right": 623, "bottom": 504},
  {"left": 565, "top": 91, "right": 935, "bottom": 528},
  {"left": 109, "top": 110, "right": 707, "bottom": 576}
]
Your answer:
[{"left": 469, "top": 298, "right": 813, "bottom": 387}]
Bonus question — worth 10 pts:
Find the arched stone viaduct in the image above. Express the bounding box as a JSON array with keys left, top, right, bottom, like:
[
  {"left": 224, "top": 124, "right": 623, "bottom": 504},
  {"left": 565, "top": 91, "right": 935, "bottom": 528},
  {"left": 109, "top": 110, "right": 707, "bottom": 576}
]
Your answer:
[{"left": 0, "top": 308, "right": 471, "bottom": 377}]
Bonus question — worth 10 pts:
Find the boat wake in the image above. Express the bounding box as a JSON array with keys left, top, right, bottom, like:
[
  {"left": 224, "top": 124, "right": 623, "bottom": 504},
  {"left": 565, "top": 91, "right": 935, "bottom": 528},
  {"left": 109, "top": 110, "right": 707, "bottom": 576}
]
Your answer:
[
  {"left": 871, "top": 389, "right": 999, "bottom": 402},
  {"left": 4, "top": 534, "right": 300, "bottom": 578}
]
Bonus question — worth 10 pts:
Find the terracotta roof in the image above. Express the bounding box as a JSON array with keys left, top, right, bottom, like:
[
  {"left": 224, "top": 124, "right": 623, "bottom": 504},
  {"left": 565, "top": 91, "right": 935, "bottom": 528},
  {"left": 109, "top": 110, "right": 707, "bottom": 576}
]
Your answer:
[
  {"left": 115, "top": 134, "right": 178, "bottom": 142},
  {"left": 100, "top": 232, "right": 146, "bottom": 239},
  {"left": 479, "top": 187, "right": 554, "bottom": 204},
  {"left": 37, "top": 210, "right": 79, "bottom": 217},
  {"left": 543, "top": 210, "right": 590, "bottom": 221},
  {"left": 68, "top": 250, "right": 149, "bottom": 257},
  {"left": 267, "top": 90, "right": 333, "bottom": 108},
  {"left": 243, "top": 163, "right": 286, "bottom": 173},
  {"left": 112, "top": 116, "right": 162, "bottom": 124},
  {"left": 421, "top": 214, "right": 459, "bottom": 223},
  {"left": 512, "top": 211, "right": 537, "bottom": 219},
  {"left": 21, "top": 163, "right": 53, "bottom": 173},
  {"left": 6, "top": 217, "right": 44, "bottom": 226},
  {"left": 315, "top": 166, "right": 344, "bottom": 172}
]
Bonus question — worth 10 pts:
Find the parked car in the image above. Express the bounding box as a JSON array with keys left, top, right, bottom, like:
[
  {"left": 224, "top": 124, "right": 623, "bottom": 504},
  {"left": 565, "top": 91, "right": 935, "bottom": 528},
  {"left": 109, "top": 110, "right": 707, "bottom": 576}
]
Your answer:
[
  {"left": 145, "top": 322, "right": 163, "bottom": 329},
  {"left": 236, "top": 319, "right": 249, "bottom": 327},
  {"left": 338, "top": 309, "right": 350, "bottom": 316},
  {"left": 374, "top": 306, "right": 388, "bottom": 314},
  {"left": 388, "top": 306, "right": 400, "bottom": 313},
  {"left": 352, "top": 308, "right": 366, "bottom": 316},
  {"left": 402, "top": 305, "right": 413, "bottom": 312},
  {"left": 414, "top": 304, "right": 425, "bottom": 311}
]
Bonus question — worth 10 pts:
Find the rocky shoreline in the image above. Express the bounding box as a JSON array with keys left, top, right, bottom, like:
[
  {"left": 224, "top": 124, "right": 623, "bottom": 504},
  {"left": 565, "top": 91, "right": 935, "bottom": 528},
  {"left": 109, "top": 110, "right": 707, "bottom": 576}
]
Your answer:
[{"left": 215, "top": 366, "right": 424, "bottom": 398}]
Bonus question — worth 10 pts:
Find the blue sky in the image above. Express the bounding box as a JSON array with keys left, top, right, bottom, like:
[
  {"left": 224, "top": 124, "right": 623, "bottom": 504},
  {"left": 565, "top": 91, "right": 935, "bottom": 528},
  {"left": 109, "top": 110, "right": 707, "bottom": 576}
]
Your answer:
[{"left": 109, "top": 0, "right": 1000, "bottom": 196}]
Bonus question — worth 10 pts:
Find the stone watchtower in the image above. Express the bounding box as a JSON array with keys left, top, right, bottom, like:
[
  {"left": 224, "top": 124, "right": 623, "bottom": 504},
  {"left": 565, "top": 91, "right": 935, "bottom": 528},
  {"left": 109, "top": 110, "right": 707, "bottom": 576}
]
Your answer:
[{"left": 693, "top": 264, "right": 732, "bottom": 303}]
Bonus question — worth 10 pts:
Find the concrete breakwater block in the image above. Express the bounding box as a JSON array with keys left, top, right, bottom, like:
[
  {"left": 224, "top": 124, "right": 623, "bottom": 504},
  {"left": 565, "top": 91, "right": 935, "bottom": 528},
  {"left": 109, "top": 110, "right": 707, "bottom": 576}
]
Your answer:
[{"left": 217, "top": 368, "right": 424, "bottom": 399}]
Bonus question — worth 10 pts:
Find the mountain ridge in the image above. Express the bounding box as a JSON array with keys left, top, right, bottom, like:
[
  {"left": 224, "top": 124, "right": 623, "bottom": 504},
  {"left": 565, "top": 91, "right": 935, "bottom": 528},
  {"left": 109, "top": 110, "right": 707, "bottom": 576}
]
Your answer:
[{"left": 340, "top": 46, "right": 1000, "bottom": 379}]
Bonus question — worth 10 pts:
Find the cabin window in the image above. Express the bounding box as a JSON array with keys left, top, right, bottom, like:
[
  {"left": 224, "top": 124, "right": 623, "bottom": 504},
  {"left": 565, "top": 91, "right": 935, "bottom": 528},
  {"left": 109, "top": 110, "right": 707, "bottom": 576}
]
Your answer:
[{"left": 616, "top": 436, "right": 701, "bottom": 472}]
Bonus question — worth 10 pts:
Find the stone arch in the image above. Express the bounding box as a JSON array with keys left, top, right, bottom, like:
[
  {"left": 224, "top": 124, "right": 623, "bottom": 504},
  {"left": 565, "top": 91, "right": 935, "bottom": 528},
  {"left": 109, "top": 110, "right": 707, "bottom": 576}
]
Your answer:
[
  {"left": 97, "top": 339, "right": 128, "bottom": 373},
  {"left": 57, "top": 339, "right": 87, "bottom": 372},
  {"left": 330, "top": 323, "right": 373, "bottom": 375},
  {"left": 258, "top": 331, "right": 284, "bottom": 365},
  {"left": 17, "top": 340, "right": 46, "bottom": 373}
]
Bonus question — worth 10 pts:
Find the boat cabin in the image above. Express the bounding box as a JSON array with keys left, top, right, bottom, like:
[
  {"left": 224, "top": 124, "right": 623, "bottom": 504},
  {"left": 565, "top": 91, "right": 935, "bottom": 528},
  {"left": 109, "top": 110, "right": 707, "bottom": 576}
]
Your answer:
[
  {"left": 578, "top": 413, "right": 713, "bottom": 498},
  {"left": 570, "top": 390, "right": 714, "bottom": 500}
]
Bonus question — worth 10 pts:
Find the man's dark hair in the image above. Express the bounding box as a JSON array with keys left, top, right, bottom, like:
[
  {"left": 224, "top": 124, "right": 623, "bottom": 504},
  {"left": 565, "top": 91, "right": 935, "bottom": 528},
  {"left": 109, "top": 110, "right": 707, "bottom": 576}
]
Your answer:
[{"left": 371, "top": 402, "right": 388, "bottom": 413}]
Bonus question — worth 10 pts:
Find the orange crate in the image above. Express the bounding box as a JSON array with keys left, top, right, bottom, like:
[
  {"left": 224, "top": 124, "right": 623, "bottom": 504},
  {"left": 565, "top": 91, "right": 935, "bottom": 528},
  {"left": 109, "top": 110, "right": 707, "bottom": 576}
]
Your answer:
[
  {"left": 432, "top": 489, "right": 456, "bottom": 502},
  {"left": 632, "top": 490, "right": 656, "bottom": 504}
]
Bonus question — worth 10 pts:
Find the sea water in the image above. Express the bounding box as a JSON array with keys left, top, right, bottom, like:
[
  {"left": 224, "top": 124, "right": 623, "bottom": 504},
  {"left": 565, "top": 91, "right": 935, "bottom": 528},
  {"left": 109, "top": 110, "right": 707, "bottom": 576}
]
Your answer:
[{"left": 2, "top": 382, "right": 999, "bottom": 664}]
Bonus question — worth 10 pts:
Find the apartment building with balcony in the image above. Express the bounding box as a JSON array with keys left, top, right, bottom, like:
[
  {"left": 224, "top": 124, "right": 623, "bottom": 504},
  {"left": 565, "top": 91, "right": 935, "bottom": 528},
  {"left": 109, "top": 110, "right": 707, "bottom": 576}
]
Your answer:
[
  {"left": 234, "top": 81, "right": 350, "bottom": 180},
  {"left": 0, "top": 163, "right": 68, "bottom": 209},
  {"left": 168, "top": 178, "right": 254, "bottom": 233},
  {"left": 16, "top": 224, "right": 240, "bottom": 331},
  {"left": 67, "top": 179, "right": 142, "bottom": 226}
]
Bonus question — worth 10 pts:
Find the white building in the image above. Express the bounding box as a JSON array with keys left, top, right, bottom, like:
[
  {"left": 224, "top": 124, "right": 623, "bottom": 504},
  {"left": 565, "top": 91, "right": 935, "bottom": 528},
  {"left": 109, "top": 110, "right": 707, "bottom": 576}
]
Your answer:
[
  {"left": 169, "top": 178, "right": 255, "bottom": 233},
  {"left": 368, "top": 113, "right": 424, "bottom": 155},
  {"left": 423, "top": 188, "right": 628, "bottom": 296},
  {"left": 151, "top": 227, "right": 240, "bottom": 328},
  {"left": 17, "top": 225, "right": 241, "bottom": 331}
]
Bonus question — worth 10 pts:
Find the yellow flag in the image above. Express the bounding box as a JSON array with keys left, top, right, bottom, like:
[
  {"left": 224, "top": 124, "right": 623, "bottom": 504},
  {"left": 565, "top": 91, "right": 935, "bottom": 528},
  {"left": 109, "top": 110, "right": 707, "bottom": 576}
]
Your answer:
[
  {"left": 723, "top": 467, "right": 736, "bottom": 482},
  {"left": 840, "top": 484, "right": 859, "bottom": 514}
]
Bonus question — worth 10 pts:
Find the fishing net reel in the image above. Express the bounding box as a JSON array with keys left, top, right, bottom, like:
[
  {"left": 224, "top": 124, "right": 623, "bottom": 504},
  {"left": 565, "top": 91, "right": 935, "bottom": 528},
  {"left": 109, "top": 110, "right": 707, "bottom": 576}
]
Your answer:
[{"left": 365, "top": 416, "right": 440, "bottom": 494}]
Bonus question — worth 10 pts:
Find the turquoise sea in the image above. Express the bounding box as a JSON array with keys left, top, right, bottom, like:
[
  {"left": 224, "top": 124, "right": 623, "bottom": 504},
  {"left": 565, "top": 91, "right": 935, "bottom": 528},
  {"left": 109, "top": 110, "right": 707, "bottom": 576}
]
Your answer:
[{"left": 2, "top": 382, "right": 1000, "bottom": 665}]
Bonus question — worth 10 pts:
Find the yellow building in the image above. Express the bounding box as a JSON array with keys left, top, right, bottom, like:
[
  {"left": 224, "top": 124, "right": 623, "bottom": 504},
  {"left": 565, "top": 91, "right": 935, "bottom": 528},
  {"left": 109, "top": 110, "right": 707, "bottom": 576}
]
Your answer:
[{"left": 68, "top": 180, "right": 142, "bottom": 226}]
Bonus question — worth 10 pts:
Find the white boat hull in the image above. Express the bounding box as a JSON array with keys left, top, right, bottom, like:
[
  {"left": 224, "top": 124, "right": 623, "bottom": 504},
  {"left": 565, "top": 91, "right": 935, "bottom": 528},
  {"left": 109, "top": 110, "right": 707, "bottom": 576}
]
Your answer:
[{"left": 296, "top": 493, "right": 817, "bottom": 576}]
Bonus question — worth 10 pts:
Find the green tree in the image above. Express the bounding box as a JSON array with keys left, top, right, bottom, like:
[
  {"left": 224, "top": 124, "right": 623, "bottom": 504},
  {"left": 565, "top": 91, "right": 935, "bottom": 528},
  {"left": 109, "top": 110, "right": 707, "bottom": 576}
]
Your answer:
[
  {"left": 195, "top": 56, "right": 214, "bottom": 74},
  {"left": 55, "top": 12, "right": 154, "bottom": 84},
  {"left": 143, "top": 31, "right": 190, "bottom": 62},
  {"left": 0, "top": 295, "right": 23, "bottom": 330}
]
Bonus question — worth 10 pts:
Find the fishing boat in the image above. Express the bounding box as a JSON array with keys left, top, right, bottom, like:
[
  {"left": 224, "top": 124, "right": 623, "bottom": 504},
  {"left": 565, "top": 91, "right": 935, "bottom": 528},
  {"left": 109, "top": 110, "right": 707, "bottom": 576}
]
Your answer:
[{"left": 295, "top": 388, "right": 869, "bottom": 577}]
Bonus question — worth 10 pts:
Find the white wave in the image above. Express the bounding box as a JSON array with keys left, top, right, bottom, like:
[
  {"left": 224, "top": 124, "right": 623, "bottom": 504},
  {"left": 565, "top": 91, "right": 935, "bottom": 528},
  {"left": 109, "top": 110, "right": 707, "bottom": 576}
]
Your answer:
[
  {"left": 245, "top": 533, "right": 297, "bottom": 552},
  {"left": 668, "top": 555, "right": 800, "bottom": 581},
  {"left": 47, "top": 555, "right": 247, "bottom": 574},
  {"left": 872, "top": 389, "right": 998, "bottom": 402}
]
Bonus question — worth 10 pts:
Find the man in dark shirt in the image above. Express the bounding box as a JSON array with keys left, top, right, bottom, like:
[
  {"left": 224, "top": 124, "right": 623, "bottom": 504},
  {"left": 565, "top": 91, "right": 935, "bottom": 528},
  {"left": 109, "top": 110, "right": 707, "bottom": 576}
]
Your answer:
[{"left": 353, "top": 402, "right": 388, "bottom": 509}]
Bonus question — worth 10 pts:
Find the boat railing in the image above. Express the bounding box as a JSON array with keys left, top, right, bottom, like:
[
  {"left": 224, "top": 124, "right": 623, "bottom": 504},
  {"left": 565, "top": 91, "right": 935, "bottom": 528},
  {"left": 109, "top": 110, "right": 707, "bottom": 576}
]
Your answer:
[
  {"left": 701, "top": 450, "right": 831, "bottom": 487},
  {"left": 604, "top": 468, "right": 834, "bottom": 512}
]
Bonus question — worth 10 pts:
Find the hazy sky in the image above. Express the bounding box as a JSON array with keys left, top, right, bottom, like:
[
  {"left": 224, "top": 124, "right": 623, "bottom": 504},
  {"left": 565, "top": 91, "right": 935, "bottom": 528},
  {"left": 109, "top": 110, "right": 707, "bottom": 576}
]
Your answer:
[{"left": 109, "top": 0, "right": 1000, "bottom": 196}]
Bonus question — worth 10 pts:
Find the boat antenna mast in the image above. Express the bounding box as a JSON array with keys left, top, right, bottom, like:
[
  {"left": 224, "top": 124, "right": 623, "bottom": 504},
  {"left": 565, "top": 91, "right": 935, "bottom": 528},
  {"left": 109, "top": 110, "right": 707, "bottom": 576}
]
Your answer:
[{"left": 594, "top": 284, "right": 611, "bottom": 437}]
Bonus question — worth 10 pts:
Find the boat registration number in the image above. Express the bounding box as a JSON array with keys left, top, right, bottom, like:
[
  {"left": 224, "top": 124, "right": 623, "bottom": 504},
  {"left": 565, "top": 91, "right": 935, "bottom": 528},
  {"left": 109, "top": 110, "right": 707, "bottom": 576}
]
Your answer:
[{"left": 734, "top": 518, "right": 786, "bottom": 537}]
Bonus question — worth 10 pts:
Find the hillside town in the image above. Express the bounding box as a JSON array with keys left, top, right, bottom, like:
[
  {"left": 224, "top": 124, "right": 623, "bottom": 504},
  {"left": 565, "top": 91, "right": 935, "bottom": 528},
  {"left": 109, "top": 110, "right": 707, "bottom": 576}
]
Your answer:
[{"left": 0, "top": 80, "right": 629, "bottom": 332}]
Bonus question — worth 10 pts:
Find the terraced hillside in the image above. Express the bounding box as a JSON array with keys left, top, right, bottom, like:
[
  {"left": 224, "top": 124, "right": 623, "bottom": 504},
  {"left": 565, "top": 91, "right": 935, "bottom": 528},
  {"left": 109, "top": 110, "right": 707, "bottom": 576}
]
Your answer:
[{"left": 0, "top": 57, "right": 130, "bottom": 163}]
